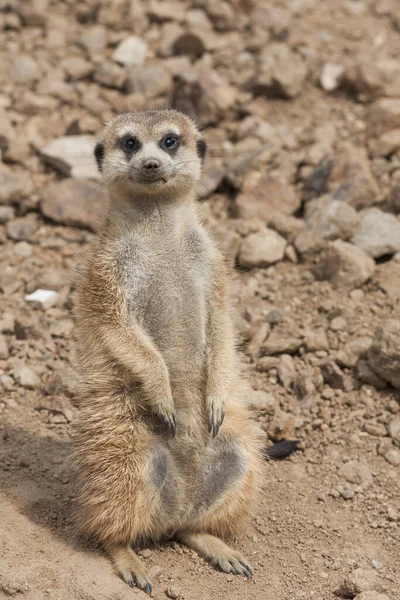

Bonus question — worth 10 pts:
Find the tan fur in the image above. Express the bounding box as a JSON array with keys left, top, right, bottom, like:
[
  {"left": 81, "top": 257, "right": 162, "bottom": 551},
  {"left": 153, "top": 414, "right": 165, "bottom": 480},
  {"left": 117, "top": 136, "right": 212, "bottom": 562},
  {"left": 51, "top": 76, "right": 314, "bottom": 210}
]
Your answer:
[{"left": 73, "top": 110, "right": 262, "bottom": 592}]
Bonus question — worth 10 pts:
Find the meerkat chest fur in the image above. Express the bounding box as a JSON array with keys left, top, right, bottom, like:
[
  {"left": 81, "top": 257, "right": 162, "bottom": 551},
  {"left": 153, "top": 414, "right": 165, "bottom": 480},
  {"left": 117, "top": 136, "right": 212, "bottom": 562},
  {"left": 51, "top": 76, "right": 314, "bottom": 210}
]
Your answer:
[{"left": 115, "top": 213, "right": 213, "bottom": 383}]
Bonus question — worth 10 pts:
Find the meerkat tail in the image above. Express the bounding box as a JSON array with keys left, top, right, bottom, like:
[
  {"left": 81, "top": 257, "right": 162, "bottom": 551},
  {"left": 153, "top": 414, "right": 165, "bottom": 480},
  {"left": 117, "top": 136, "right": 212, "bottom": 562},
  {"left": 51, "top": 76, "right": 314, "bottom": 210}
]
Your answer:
[{"left": 263, "top": 440, "right": 299, "bottom": 460}]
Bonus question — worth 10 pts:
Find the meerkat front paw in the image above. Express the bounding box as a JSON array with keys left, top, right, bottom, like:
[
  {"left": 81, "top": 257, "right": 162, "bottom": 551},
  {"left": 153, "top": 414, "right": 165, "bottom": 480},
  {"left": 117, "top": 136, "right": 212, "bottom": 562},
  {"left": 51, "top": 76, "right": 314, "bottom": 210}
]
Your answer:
[
  {"left": 207, "top": 396, "right": 225, "bottom": 438},
  {"left": 155, "top": 397, "right": 177, "bottom": 437}
]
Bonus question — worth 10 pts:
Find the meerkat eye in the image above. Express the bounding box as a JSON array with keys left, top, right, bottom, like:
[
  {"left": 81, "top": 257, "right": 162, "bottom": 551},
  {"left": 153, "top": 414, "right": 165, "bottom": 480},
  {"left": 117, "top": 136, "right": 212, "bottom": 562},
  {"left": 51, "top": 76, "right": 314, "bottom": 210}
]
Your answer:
[
  {"left": 161, "top": 135, "right": 180, "bottom": 151},
  {"left": 119, "top": 136, "right": 140, "bottom": 154}
]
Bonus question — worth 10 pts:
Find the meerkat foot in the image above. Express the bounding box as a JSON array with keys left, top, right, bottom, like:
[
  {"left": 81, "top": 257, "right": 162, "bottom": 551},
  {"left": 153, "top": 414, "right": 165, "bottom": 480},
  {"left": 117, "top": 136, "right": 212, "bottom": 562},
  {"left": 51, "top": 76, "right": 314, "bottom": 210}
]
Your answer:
[
  {"left": 106, "top": 543, "right": 153, "bottom": 594},
  {"left": 154, "top": 398, "right": 177, "bottom": 438},
  {"left": 206, "top": 397, "right": 225, "bottom": 438},
  {"left": 179, "top": 532, "right": 253, "bottom": 579}
]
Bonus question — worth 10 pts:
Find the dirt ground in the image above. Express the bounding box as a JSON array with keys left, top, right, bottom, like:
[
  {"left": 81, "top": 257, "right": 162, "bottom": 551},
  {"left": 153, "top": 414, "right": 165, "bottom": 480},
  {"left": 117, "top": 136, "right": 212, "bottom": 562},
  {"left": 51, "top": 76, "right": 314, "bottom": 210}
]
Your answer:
[{"left": 0, "top": 1, "right": 399, "bottom": 599}]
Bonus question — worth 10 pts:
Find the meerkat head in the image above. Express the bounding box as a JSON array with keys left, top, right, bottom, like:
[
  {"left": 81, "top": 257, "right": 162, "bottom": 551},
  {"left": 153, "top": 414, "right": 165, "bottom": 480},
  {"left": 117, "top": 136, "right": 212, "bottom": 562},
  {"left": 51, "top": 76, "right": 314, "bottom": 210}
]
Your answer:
[{"left": 94, "top": 110, "right": 207, "bottom": 200}]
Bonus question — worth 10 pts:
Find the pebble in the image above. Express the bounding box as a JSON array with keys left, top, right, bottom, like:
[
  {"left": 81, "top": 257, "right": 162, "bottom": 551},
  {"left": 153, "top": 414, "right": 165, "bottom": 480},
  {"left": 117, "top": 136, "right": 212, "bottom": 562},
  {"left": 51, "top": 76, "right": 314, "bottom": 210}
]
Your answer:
[
  {"left": 384, "top": 448, "right": 400, "bottom": 466},
  {"left": 340, "top": 489, "right": 355, "bottom": 500},
  {"left": 25, "top": 289, "right": 59, "bottom": 310},
  {"left": 313, "top": 240, "right": 375, "bottom": 290},
  {"left": 320, "top": 63, "right": 345, "bottom": 91},
  {"left": 387, "top": 418, "right": 400, "bottom": 444},
  {"left": 13, "top": 241, "right": 33, "bottom": 257},
  {"left": 238, "top": 229, "right": 287, "bottom": 268},
  {"left": 368, "top": 320, "right": 400, "bottom": 389},
  {"left": 165, "top": 585, "right": 183, "bottom": 599},
  {"left": 339, "top": 461, "right": 373, "bottom": 489},
  {"left": 364, "top": 422, "right": 387, "bottom": 437},
  {"left": 138, "top": 548, "right": 152, "bottom": 559},
  {"left": 40, "top": 135, "right": 99, "bottom": 180},
  {"left": 13, "top": 366, "right": 40, "bottom": 389},
  {"left": 354, "top": 593, "right": 389, "bottom": 600},
  {"left": 352, "top": 208, "right": 400, "bottom": 258},
  {"left": 340, "top": 568, "right": 379, "bottom": 596},
  {"left": 112, "top": 35, "right": 147, "bottom": 66}
]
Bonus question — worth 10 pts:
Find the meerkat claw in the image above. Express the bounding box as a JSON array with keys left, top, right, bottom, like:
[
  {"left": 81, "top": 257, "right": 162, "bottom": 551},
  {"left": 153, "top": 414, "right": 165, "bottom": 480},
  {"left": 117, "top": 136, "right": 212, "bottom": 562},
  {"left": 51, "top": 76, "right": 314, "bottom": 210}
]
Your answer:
[
  {"left": 161, "top": 412, "right": 177, "bottom": 438},
  {"left": 208, "top": 405, "right": 225, "bottom": 438}
]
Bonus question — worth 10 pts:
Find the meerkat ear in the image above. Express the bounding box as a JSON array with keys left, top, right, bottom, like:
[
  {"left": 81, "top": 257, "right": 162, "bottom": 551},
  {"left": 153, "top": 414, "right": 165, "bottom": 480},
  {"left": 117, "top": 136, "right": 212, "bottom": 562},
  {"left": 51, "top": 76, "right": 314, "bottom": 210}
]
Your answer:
[
  {"left": 196, "top": 138, "right": 207, "bottom": 163},
  {"left": 94, "top": 141, "right": 105, "bottom": 171}
]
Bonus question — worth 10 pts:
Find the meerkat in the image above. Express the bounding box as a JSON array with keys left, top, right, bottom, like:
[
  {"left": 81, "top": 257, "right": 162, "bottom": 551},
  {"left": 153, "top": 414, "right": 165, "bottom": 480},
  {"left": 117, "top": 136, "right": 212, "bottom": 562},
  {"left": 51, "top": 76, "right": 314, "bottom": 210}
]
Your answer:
[{"left": 73, "top": 109, "right": 269, "bottom": 594}]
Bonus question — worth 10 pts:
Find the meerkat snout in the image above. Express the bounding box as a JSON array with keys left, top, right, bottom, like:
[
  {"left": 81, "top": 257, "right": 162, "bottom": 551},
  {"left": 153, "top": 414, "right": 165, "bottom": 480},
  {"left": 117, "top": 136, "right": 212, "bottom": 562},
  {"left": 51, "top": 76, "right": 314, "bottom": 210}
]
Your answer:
[{"left": 94, "top": 110, "right": 207, "bottom": 199}]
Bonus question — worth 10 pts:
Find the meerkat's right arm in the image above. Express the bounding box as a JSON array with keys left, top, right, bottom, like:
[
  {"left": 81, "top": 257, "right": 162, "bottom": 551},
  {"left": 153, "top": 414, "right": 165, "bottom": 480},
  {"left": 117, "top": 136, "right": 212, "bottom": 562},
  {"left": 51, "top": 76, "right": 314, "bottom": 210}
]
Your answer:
[{"left": 99, "top": 322, "right": 176, "bottom": 435}]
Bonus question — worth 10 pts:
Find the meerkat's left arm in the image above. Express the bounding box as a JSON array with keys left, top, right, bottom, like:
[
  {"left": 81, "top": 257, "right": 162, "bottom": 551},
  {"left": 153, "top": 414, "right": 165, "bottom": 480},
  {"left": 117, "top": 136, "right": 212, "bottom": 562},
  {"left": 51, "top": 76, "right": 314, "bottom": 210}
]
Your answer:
[{"left": 205, "top": 259, "right": 235, "bottom": 438}]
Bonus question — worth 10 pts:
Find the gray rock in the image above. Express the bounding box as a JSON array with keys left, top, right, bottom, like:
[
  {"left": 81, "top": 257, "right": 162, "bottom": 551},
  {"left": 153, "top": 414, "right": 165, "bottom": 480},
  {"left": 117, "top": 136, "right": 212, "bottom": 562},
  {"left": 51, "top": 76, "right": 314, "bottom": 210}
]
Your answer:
[
  {"left": 304, "top": 328, "right": 330, "bottom": 352},
  {"left": 368, "top": 320, "right": 400, "bottom": 389},
  {"left": 236, "top": 173, "right": 300, "bottom": 224},
  {"left": 40, "top": 135, "right": 99, "bottom": 179},
  {"left": 388, "top": 418, "right": 400, "bottom": 444},
  {"left": 313, "top": 240, "right": 375, "bottom": 290},
  {"left": 340, "top": 569, "right": 379, "bottom": 597},
  {"left": 336, "top": 337, "right": 373, "bottom": 368},
  {"left": 0, "top": 165, "right": 33, "bottom": 204},
  {"left": 384, "top": 448, "right": 400, "bottom": 466},
  {"left": 339, "top": 461, "right": 373, "bottom": 489},
  {"left": 40, "top": 179, "right": 109, "bottom": 230},
  {"left": 252, "top": 43, "right": 307, "bottom": 99},
  {"left": 112, "top": 35, "right": 147, "bottom": 66},
  {"left": 13, "top": 366, "right": 40, "bottom": 389},
  {"left": 9, "top": 54, "right": 40, "bottom": 83},
  {"left": 238, "top": 229, "right": 286, "bottom": 268},
  {"left": 126, "top": 64, "right": 172, "bottom": 98},
  {"left": 351, "top": 208, "right": 400, "bottom": 258},
  {"left": 6, "top": 215, "right": 38, "bottom": 241}
]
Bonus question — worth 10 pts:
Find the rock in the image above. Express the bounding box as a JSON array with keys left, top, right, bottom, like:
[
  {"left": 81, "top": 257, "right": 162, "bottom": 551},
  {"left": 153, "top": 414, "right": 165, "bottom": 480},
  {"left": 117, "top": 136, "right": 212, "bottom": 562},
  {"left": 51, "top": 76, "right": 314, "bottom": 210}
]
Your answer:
[
  {"left": 15, "top": 0, "right": 48, "bottom": 26},
  {"left": 1, "top": 374, "right": 14, "bottom": 391},
  {"left": 62, "top": 56, "right": 93, "bottom": 80},
  {"left": 252, "top": 43, "right": 307, "bottom": 99},
  {"left": 246, "top": 321, "right": 271, "bottom": 356},
  {"left": 313, "top": 240, "right": 375, "bottom": 290},
  {"left": 336, "top": 337, "right": 373, "bottom": 368},
  {"left": 320, "top": 361, "right": 346, "bottom": 390},
  {"left": 368, "top": 98, "right": 400, "bottom": 138},
  {"left": 295, "top": 196, "right": 360, "bottom": 255},
  {"left": 13, "top": 241, "right": 32, "bottom": 257},
  {"left": 368, "top": 320, "right": 400, "bottom": 389},
  {"left": 93, "top": 62, "right": 127, "bottom": 89},
  {"left": 0, "top": 334, "right": 9, "bottom": 359},
  {"left": 388, "top": 418, "right": 400, "bottom": 445},
  {"left": 339, "top": 462, "right": 373, "bottom": 489},
  {"left": 235, "top": 173, "right": 300, "bottom": 224},
  {"left": 138, "top": 549, "right": 152, "bottom": 559},
  {"left": 166, "top": 584, "right": 183, "bottom": 599},
  {"left": 173, "top": 67, "right": 235, "bottom": 126},
  {"left": 357, "top": 360, "right": 387, "bottom": 390},
  {"left": 364, "top": 422, "right": 387, "bottom": 437},
  {"left": 376, "top": 261, "right": 400, "bottom": 300},
  {"left": 340, "top": 569, "right": 379, "bottom": 597},
  {"left": 25, "top": 289, "right": 59, "bottom": 310},
  {"left": 261, "top": 333, "right": 303, "bottom": 355},
  {"left": 354, "top": 593, "right": 389, "bottom": 600},
  {"left": 320, "top": 63, "right": 345, "bottom": 91},
  {"left": 248, "top": 389, "right": 278, "bottom": 414},
  {"left": 238, "top": 229, "right": 286, "bottom": 268},
  {"left": 6, "top": 215, "right": 38, "bottom": 241},
  {"left": 371, "top": 128, "right": 400, "bottom": 156},
  {"left": 40, "top": 179, "right": 108, "bottom": 230},
  {"left": 304, "top": 328, "right": 330, "bottom": 352},
  {"left": 268, "top": 410, "right": 296, "bottom": 441},
  {"left": 9, "top": 54, "right": 40, "bottom": 84},
  {"left": 0, "top": 206, "right": 15, "bottom": 223},
  {"left": 330, "top": 316, "right": 346, "bottom": 331},
  {"left": 13, "top": 366, "right": 40, "bottom": 389},
  {"left": 40, "top": 136, "right": 99, "bottom": 179},
  {"left": 269, "top": 214, "right": 305, "bottom": 242},
  {"left": 303, "top": 156, "right": 333, "bottom": 201},
  {"left": 384, "top": 448, "right": 400, "bottom": 466},
  {"left": 80, "top": 26, "right": 108, "bottom": 55},
  {"left": 351, "top": 208, "right": 400, "bottom": 258},
  {"left": 0, "top": 313, "right": 15, "bottom": 333},
  {"left": 173, "top": 32, "right": 206, "bottom": 58},
  {"left": 278, "top": 354, "right": 296, "bottom": 388},
  {"left": 294, "top": 372, "right": 316, "bottom": 398},
  {"left": 126, "top": 63, "right": 172, "bottom": 98},
  {"left": 0, "top": 165, "right": 33, "bottom": 204},
  {"left": 112, "top": 35, "right": 147, "bottom": 66}
]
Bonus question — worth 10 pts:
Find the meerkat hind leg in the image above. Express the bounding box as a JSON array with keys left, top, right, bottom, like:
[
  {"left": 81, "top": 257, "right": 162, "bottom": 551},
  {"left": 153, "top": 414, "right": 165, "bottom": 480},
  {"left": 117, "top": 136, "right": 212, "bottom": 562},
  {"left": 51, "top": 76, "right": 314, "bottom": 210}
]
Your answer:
[
  {"left": 105, "top": 543, "right": 153, "bottom": 594},
  {"left": 179, "top": 533, "right": 253, "bottom": 579}
]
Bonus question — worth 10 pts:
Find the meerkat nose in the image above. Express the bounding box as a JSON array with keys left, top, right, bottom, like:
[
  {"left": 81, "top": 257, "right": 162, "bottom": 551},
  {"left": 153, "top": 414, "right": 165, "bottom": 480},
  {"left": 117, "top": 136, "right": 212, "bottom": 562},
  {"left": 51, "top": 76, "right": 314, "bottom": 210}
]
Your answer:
[{"left": 143, "top": 159, "right": 161, "bottom": 170}]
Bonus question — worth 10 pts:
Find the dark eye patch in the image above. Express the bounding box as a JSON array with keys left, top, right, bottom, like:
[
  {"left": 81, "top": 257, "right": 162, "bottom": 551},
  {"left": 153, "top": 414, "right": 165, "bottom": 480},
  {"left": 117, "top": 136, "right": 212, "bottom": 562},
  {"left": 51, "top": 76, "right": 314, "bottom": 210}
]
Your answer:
[
  {"left": 160, "top": 134, "right": 181, "bottom": 153},
  {"left": 196, "top": 139, "right": 207, "bottom": 162},
  {"left": 94, "top": 142, "right": 105, "bottom": 171},
  {"left": 118, "top": 134, "right": 141, "bottom": 156}
]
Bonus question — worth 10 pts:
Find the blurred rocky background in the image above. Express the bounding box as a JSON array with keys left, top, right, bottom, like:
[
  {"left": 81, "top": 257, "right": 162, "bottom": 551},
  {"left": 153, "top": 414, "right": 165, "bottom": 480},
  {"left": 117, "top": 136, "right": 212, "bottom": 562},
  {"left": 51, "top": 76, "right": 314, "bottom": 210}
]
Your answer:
[{"left": 0, "top": 1, "right": 399, "bottom": 599}]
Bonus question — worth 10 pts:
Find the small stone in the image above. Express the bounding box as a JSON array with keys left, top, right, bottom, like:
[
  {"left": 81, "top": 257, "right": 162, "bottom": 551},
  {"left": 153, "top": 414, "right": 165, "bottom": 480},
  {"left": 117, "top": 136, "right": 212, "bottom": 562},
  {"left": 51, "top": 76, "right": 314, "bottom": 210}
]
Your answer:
[
  {"left": 113, "top": 35, "right": 147, "bottom": 66},
  {"left": 40, "top": 179, "right": 108, "bottom": 230},
  {"left": 294, "top": 373, "right": 316, "bottom": 398},
  {"left": 0, "top": 206, "right": 15, "bottom": 223},
  {"left": 339, "top": 461, "right": 373, "bottom": 489},
  {"left": 0, "top": 312, "right": 15, "bottom": 333},
  {"left": 25, "top": 289, "right": 59, "bottom": 310},
  {"left": 173, "top": 32, "right": 206, "bottom": 58},
  {"left": 357, "top": 360, "right": 387, "bottom": 390},
  {"left": 236, "top": 173, "right": 300, "bottom": 224},
  {"left": 13, "top": 366, "right": 40, "bottom": 389},
  {"left": 305, "top": 328, "right": 330, "bottom": 352},
  {"left": 261, "top": 333, "right": 303, "bottom": 355},
  {"left": 6, "top": 215, "right": 38, "bottom": 241},
  {"left": 368, "top": 98, "right": 400, "bottom": 138},
  {"left": 384, "top": 448, "right": 400, "bottom": 466},
  {"left": 138, "top": 549, "right": 153, "bottom": 559},
  {"left": 330, "top": 316, "right": 346, "bottom": 331},
  {"left": 9, "top": 54, "right": 40, "bottom": 84},
  {"left": 320, "top": 63, "right": 345, "bottom": 91},
  {"left": 336, "top": 337, "right": 372, "bottom": 368},
  {"left": 372, "top": 128, "right": 400, "bottom": 156},
  {"left": 320, "top": 361, "right": 346, "bottom": 390},
  {"left": 351, "top": 208, "right": 400, "bottom": 258},
  {"left": 354, "top": 593, "right": 389, "bottom": 600},
  {"left": 13, "top": 241, "right": 32, "bottom": 257},
  {"left": 313, "top": 240, "right": 375, "bottom": 290},
  {"left": 364, "top": 422, "right": 387, "bottom": 437},
  {"left": 62, "top": 56, "right": 93, "bottom": 80},
  {"left": 266, "top": 309, "right": 284, "bottom": 325},
  {"left": 0, "top": 165, "right": 33, "bottom": 204},
  {"left": 248, "top": 389, "right": 278, "bottom": 414},
  {"left": 166, "top": 585, "right": 183, "bottom": 599},
  {"left": 126, "top": 64, "right": 172, "bottom": 98},
  {"left": 278, "top": 354, "right": 296, "bottom": 388},
  {"left": 376, "top": 261, "right": 400, "bottom": 301},
  {"left": 40, "top": 135, "right": 99, "bottom": 180},
  {"left": 340, "top": 569, "right": 378, "bottom": 596},
  {"left": 371, "top": 560, "right": 383, "bottom": 570},
  {"left": 0, "top": 334, "right": 9, "bottom": 359},
  {"left": 238, "top": 229, "right": 286, "bottom": 268},
  {"left": 340, "top": 489, "right": 355, "bottom": 500},
  {"left": 1, "top": 374, "right": 14, "bottom": 391},
  {"left": 93, "top": 62, "right": 127, "bottom": 89},
  {"left": 388, "top": 418, "right": 400, "bottom": 444},
  {"left": 368, "top": 320, "right": 400, "bottom": 389},
  {"left": 252, "top": 43, "right": 307, "bottom": 99}
]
